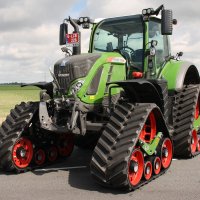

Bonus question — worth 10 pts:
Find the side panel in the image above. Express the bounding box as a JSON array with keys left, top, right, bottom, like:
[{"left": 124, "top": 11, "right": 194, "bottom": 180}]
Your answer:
[
  {"left": 77, "top": 52, "right": 126, "bottom": 104},
  {"left": 159, "top": 60, "right": 200, "bottom": 91}
]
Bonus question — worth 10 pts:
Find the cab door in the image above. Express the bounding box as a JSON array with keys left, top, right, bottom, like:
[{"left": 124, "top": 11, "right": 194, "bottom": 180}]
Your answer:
[{"left": 149, "top": 18, "right": 171, "bottom": 68}]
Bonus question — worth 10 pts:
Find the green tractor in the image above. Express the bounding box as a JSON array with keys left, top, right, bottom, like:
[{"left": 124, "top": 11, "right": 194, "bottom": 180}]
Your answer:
[{"left": 0, "top": 5, "right": 200, "bottom": 190}]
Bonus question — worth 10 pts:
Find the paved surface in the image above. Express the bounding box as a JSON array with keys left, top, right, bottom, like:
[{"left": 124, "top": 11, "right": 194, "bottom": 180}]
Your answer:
[{"left": 0, "top": 148, "right": 199, "bottom": 200}]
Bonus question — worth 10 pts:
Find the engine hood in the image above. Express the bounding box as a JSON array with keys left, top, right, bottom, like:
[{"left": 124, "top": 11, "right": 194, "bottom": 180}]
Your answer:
[{"left": 54, "top": 53, "right": 101, "bottom": 92}]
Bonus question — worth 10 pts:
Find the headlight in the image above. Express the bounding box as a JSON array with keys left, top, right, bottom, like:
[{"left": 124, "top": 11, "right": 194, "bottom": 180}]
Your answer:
[
  {"left": 142, "top": 9, "right": 147, "bottom": 15},
  {"left": 79, "top": 17, "right": 84, "bottom": 23},
  {"left": 71, "top": 80, "right": 84, "bottom": 94},
  {"left": 84, "top": 17, "right": 89, "bottom": 22}
]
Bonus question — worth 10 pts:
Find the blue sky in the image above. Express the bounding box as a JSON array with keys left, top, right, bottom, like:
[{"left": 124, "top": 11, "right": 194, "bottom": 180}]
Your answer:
[{"left": 70, "top": 0, "right": 86, "bottom": 16}]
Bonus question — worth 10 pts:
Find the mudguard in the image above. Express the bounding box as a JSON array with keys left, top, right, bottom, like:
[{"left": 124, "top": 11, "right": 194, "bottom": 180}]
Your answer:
[
  {"left": 21, "top": 82, "right": 53, "bottom": 98},
  {"left": 160, "top": 60, "right": 200, "bottom": 92},
  {"left": 110, "top": 80, "right": 164, "bottom": 111}
]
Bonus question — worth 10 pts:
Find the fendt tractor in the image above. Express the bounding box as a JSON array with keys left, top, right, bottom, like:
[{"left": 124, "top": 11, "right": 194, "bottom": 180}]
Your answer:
[{"left": 0, "top": 5, "right": 200, "bottom": 191}]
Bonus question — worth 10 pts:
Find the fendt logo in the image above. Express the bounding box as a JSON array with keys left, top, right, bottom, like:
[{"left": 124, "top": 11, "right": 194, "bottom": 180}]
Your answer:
[{"left": 58, "top": 73, "right": 69, "bottom": 77}]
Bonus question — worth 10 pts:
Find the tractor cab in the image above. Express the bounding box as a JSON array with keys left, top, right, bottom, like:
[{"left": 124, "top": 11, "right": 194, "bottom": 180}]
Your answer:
[
  {"left": 89, "top": 8, "right": 174, "bottom": 79},
  {"left": 59, "top": 5, "right": 175, "bottom": 81}
]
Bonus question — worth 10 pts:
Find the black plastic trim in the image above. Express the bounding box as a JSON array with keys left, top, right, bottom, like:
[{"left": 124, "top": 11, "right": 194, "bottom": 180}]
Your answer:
[{"left": 21, "top": 82, "right": 53, "bottom": 98}]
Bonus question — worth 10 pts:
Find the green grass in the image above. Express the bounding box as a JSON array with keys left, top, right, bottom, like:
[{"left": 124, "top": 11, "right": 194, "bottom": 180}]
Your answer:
[{"left": 0, "top": 85, "right": 40, "bottom": 125}]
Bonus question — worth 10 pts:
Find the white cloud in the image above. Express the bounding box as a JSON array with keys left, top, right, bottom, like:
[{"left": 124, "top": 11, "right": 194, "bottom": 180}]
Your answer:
[
  {"left": 0, "top": 0, "right": 78, "bottom": 83},
  {"left": 81, "top": 0, "right": 200, "bottom": 67},
  {"left": 83, "top": 0, "right": 156, "bottom": 18},
  {"left": 0, "top": 23, "right": 64, "bottom": 82},
  {"left": 0, "top": 0, "right": 200, "bottom": 83}
]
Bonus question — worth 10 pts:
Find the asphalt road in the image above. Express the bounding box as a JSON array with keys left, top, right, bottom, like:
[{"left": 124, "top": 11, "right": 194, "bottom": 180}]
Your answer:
[{"left": 0, "top": 148, "right": 199, "bottom": 200}]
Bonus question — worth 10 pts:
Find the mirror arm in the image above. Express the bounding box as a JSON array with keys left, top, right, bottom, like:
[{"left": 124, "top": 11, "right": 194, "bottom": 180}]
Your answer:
[
  {"left": 68, "top": 17, "right": 81, "bottom": 55},
  {"left": 69, "top": 17, "right": 79, "bottom": 33},
  {"left": 154, "top": 5, "right": 164, "bottom": 16}
]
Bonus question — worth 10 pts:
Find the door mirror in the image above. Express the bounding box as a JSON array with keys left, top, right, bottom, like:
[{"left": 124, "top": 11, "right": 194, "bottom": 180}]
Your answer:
[
  {"left": 59, "top": 23, "right": 68, "bottom": 45},
  {"left": 161, "top": 9, "right": 173, "bottom": 35}
]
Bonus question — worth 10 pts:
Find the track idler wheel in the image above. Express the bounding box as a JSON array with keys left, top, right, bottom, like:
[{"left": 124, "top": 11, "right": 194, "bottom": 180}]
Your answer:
[
  {"left": 12, "top": 137, "right": 33, "bottom": 169},
  {"left": 139, "top": 112, "right": 156, "bottom": 143},
  {"left": 34, "top": 149, "right": 46, "bottom": 166},
  {"left": 195, "top": 98, "right": 199, "bottom": 120},
  {"left": 198, "top": 134, "right": 200, "bottom": 152},
  {"left": 161, "top": 138, "right": 173, "bottom": 169},
  {"left": 192, "top": 94, "right": 200, "bottom": 154},
  {"left": 143, "top": 161, "right": 153, "bottom": 181},
  {"left": 191, "top": 130, "right": 198, "bottom": 153},
  {"left": 153, "top": 157, "right": 161, "bottom": 175},
  {"left": 58, "top": 134, "right": 74, "bottom": 157},
  {"left": 47, "top": 146, "right": 58, "bottom": 162},
  {"left": 193, "top": 98, "right": 199, "bottom": 153},
  {"left": 128, "top": 149, "right": 144, "bottom": 186}
]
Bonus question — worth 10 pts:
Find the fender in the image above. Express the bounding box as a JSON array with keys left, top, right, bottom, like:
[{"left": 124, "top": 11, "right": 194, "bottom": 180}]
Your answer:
[
  {"left": 110, "top": 80, "right": 165, "bottom": 112},
  {"left": 160, "top": 60, "right": 200, "bottom": 92},
  {"left": 21, "top": 82, "right": 53, "bottom": 98}
]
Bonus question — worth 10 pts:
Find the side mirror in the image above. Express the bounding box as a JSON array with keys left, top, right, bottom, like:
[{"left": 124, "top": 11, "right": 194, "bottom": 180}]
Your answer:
[
  {"left": 59, "top": 23, "right": 68, "bottom": 45},
  {"left": 161, "top": 9, "right": 173, "bottom": 35}
]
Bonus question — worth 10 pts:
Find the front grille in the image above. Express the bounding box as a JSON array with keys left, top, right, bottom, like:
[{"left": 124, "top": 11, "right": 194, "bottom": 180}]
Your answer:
[
  {"left": 54, "top": 53, "right": 101, "bottom": 93},
  {"left": 54, "top": 62, "right": 74, "bottom": 92}
]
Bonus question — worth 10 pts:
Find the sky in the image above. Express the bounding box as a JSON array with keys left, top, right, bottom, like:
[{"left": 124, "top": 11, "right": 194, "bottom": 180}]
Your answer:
[{"left": 0, "top": 0, "right": 199, "bottom": 83}]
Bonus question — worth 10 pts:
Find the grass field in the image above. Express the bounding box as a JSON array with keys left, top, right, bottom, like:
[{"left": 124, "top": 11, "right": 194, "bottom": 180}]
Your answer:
[{"left": 0, "top": 85, "right": 40, "bottom": 125}]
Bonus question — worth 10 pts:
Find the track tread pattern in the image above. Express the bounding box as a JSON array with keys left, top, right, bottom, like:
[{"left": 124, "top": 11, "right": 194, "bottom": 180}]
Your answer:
[
  {"left": 173, "top": 85, "right": 200, "bottom": 157},
  {"left": 0, "top": 102, "right": 38, "bottom": 171},
  {"left": 90, "top": 102, "right": 169, "bottom": 190}
]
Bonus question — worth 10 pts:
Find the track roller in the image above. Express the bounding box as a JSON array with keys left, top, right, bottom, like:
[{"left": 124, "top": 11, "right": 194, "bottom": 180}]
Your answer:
[
  {"left": 153, "top": 157, "right": 161, "bottom": 175},
  {"left": 57, "top": 134, "right": 74, "bottom": 157},
  {"left": 143, "top": 161, "right": 153, "bottom": 181},
  {"left": 47, "top": 146, "right": 58, "bottom": 162},
  {"left": 34, "top": 149, "right": 46, "bottom": 166}
]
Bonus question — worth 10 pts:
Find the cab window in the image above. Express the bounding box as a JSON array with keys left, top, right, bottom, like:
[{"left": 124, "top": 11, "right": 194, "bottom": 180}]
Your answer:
[
  {"left": 149, "top": 19, "right": 170, "bottom": 67},
  {"left": 92, "top": 17, "right": 144, "bottom": 70}
]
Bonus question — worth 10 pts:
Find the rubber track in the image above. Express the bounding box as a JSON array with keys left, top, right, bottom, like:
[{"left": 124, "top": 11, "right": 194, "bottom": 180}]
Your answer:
[
  {"left": 173, "top": 85, "right": 200, "bottom": 157},
  {"left": 0, "top": 102, "right": 38, "bottom": 172},
  {"left": 90, "top": 102, "right": 170, "bottom": 191}
]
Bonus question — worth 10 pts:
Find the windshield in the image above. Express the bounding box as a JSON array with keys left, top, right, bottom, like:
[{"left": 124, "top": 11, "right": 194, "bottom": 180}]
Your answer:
[{"left": 92, "top": 16, "right": 144, "bottom": 69}]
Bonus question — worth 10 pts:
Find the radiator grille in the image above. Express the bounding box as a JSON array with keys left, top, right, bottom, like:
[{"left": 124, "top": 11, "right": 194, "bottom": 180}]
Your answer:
[
  {"left": 54, "top": 62, "right": 74, "bottom": 91},
  {"left": 54, "top": 54, "right": 101, "bottom": 93}
]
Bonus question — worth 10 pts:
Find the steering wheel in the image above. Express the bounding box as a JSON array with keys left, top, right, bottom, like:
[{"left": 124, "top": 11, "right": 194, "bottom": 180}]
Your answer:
[
  {"left": 113, "top": 46, "right": 135, "bottom": 61},
  {"left": 119, "top": 46, "right": 135, "bottom": 54},
  {"left": 113, "top": 48, "right": 141, "bottom": 72}
]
